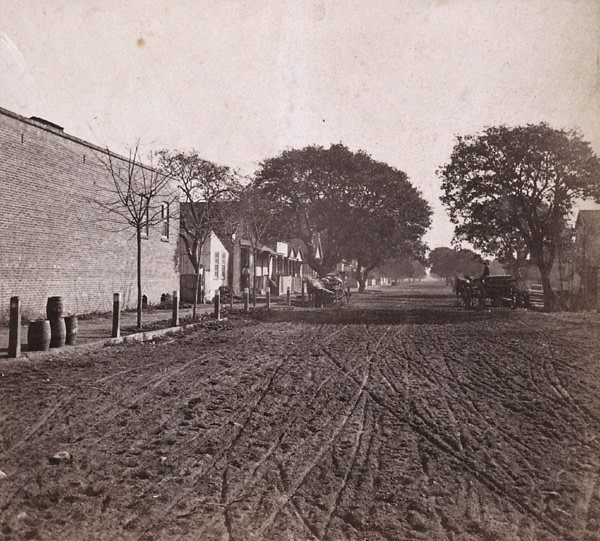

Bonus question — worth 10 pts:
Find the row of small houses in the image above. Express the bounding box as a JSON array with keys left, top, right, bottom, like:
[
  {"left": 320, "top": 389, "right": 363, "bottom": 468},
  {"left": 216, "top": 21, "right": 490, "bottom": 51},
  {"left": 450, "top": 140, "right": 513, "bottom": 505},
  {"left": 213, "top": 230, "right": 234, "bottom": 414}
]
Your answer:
[
  {"left": 0, "top": 106, "right": 327, "bottom": 322},
  {"left": 180, "top": 229, "right": 323, "bottom": 304}
]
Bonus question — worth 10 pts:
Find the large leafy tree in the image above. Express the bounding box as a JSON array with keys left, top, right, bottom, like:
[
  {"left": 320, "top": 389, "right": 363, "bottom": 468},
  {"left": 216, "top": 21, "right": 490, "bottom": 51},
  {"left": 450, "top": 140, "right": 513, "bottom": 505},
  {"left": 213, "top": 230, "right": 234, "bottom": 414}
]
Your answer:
[
  {"left": 253, "top": 144, "right": 431, "bottom": 290},
  {"left": 376, "top": 256, "right": 427, "bottom": 281},
  {"left": 438, "top": 124, "right": 600, "bottom": 309},
  {"left": 428, "top": 247, "right": 484, "bottom": 284}
]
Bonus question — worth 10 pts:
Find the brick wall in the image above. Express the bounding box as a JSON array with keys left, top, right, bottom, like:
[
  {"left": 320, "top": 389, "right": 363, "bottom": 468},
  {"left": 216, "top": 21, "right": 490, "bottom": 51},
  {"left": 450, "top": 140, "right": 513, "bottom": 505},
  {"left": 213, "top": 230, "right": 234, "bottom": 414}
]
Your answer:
[{"left": 0, "top": 107, "right": 179, "bottom": 322}]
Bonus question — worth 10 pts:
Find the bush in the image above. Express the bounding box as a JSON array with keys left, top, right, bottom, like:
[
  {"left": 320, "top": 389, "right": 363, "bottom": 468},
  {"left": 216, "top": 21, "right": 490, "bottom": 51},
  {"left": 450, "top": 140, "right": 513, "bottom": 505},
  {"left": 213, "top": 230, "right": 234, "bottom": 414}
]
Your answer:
[{"left": 219, "top": 286, "right": 233, "bottom": 302}]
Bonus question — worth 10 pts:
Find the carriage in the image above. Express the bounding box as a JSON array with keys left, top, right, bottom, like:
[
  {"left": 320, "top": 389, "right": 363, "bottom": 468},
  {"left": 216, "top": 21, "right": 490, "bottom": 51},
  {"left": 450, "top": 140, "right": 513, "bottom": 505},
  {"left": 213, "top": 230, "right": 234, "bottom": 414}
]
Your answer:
[
  {"left": 306, "top": 274, "right": 349, "bottom": 307},
  {"left": 454, "top": 275, "right": 519, "bottom": 309}
]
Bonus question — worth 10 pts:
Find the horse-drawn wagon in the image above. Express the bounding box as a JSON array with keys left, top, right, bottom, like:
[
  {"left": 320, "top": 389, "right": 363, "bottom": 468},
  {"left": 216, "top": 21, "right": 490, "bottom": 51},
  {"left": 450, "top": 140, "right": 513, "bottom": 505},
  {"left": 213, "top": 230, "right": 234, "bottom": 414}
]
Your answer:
[
  {"left": 306, "top": 274, "right": 349, "bottom": 307},
  {"left": 454, "top": 275, "right": 519, "bottom": 309}
]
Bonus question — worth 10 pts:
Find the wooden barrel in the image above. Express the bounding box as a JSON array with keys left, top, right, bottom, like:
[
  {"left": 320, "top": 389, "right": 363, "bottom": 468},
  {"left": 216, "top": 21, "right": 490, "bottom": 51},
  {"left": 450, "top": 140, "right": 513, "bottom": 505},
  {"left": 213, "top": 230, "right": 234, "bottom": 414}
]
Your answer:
[
  {"left": 27, "top": 320, "right": 51, "bottom": 351},
  {"left": 50, "top": 317, "right": 66, "bottom": 348},
  {"left": 64, "top": 315, "right": 78, "bottom": 345},
  {"left": 46, "top": 296, "right": 64, "bottom": 320}
]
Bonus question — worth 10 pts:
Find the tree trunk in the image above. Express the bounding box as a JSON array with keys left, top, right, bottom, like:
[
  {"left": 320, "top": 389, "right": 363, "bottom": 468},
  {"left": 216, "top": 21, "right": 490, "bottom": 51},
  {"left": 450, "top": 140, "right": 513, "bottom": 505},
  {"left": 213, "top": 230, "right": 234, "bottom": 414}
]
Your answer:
[
  {"left": 192, "top": 266, "right": 200, "bottom": 320},
  {"left": 355, "top": 268, "right": 367, "bottom": 292},
  {"left": 530, "top": 241, "right": 556, "bottom": 312},
  {"left": 252, "top": 249, "right": 257, "bottom": 308},
  {"left": 355, "top": 263, "right": 377, "bottom": 292},
  {"left": 306, "top": 253, "right": 329, "bottom": 278},
  {"left": 136, "top": 229, "right": 143, "bottom": 330},
  {"left": 539, "top": 267, "right": 556, "bottom": 312}
]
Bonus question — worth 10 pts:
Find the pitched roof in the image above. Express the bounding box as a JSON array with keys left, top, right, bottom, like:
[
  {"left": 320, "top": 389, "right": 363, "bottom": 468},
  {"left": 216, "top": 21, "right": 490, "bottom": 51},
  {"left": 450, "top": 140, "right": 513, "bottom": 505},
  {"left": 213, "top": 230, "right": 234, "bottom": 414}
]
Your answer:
[{"left": 576, "top": 209, "right": 600, "bottom": 229}]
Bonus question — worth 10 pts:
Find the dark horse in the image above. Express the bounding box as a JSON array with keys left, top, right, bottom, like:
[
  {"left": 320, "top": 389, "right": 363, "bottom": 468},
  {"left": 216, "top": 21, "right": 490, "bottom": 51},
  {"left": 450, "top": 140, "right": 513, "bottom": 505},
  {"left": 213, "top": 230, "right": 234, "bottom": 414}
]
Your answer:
[{"left": 454, "top": 277, "right": 472, "bottom": 307}]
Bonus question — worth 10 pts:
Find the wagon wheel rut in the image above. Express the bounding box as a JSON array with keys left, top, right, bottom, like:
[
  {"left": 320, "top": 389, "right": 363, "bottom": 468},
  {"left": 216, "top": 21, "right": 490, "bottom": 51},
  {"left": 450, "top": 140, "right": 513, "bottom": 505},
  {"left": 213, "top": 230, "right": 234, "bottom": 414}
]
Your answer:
[
  {"left": 535, "top": 329, "right": 600, "bottom": 425},
  {"left": 186, "top": 325, "right": 389, "bottom": 539},
  {"left": 181, "top": 367, "right": 371, "bottom": 539},
  {"left": 314, "top": 325, "right": 569, "bottom": 538},
  {"left": 1, "top": 291, "right": 598, "bottom": 541},
  {"left": 137, "top": 323, "right": 359, "bottom": 536},
  {"left": 251, "top": 370, "right": 371, "bottom": 539},
  {"left": 407, "top": 333, "right": 548, "bottom": 463}
]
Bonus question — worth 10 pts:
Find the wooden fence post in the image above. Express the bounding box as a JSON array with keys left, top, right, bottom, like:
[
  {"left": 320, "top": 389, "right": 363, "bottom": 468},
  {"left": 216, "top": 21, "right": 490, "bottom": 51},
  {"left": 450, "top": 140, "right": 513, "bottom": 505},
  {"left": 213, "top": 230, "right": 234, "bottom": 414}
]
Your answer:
[
  {"left": 172, "top": 290, "right": 179, "bottom": 326},
  {"left": 112, "top": 293, "right": 121, "bottom": 338},
  {"left": 244, "top": 288, "right": 250, "bottom": 313},
  {"left": 214, "top": 290, "right": 221, "bottom": 320},
  {"left": 286, "top": 287, "right": 291, "bottom": 306},
  {"left": 8, "top": 296, "right": 21, "bottom": 358},
  {"left": 266, "top": 289, "right": 271, "bottom": 310}
]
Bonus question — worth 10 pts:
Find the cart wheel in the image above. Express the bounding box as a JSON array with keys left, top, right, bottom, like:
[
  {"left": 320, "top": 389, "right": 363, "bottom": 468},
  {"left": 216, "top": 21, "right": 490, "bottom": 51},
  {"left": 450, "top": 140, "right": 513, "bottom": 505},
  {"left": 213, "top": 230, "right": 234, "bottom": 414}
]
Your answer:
[{"left": 334, "top": 289, "right": 344, "bottom": 307}]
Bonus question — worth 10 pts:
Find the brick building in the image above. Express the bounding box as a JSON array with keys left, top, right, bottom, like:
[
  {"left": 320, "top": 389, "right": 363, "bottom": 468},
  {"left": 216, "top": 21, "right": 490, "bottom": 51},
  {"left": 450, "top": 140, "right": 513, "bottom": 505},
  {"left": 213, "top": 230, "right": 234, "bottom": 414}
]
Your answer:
[{"left": 0, "top": 106, "right": 179, "bottom": 322}]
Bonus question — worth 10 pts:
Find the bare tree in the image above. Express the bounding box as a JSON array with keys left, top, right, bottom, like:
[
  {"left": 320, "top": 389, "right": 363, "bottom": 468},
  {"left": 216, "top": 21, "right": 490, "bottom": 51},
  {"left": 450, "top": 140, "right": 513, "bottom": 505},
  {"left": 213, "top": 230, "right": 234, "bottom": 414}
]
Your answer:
[
  {"left": 94, "top": 143, "right": 177, "bottom": 329},
  {"left": 157, "top": 151, "right": 241, "bottom": 319}
]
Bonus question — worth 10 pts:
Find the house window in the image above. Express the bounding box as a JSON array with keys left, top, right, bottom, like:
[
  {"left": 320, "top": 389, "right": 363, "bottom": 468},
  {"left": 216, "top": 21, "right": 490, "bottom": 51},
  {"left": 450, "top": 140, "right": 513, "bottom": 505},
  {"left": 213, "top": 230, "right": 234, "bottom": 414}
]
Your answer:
[
  {"left": 161, "top": 202, "right": 170, "bottom": 239},
  {"left": 221, "top": 252, "right": 227, "bottom": 280},
  {"left": 214, "top": 251, "right": 220, "bottom": 279}
]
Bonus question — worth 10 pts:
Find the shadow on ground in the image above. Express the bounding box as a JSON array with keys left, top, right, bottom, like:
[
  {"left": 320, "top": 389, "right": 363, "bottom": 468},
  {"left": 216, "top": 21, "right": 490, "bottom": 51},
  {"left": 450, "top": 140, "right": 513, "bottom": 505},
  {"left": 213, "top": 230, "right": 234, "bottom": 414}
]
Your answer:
[{"left": 251, "top": 305, "right": 518, "bottom": 325}]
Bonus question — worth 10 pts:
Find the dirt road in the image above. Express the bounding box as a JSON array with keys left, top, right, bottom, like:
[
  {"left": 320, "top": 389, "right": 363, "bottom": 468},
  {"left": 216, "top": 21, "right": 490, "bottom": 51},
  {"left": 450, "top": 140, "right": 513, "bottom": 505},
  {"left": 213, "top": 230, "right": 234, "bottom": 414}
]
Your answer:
[{"left": 1, "top": 284, "right": 599, "bottom": 540}]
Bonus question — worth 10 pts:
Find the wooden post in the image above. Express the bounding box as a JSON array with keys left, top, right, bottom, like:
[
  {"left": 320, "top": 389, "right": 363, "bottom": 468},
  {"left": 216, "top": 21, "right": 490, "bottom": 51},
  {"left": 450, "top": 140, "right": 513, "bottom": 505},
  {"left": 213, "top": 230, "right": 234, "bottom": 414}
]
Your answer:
[
  {"left": 214, "top": 290, "right": 221, "bottom": 320},
  {"left": 286, "top": 287, "right": 291, "bottom": 306},
  {"left": 244, "top": 288, "right": 250, "bottom": 313},
  {"left": 597, "top": 271, "right": 600, "bottom": 312},
  {"left": 172, "top": 290, "right": 179, "bottom": 326},
  {"left": 112, "top": 293, "right": 121, "bottom": 338},
  {"left": 8, "top": 296, "right": 21, "bottom": 358},
  {"left": 301, "top": 280, "right": 306, "bottom": 301},
  {"left": 266, "top": 289, "right": 271, "bottom": 310}
]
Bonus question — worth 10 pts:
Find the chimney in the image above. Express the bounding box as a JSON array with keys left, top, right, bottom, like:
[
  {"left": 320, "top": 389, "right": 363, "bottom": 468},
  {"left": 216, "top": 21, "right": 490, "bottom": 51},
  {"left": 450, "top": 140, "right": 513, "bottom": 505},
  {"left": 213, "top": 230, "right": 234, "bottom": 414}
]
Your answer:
[{"left": 29, "top": 116, "right": 64, "bottom": 133}]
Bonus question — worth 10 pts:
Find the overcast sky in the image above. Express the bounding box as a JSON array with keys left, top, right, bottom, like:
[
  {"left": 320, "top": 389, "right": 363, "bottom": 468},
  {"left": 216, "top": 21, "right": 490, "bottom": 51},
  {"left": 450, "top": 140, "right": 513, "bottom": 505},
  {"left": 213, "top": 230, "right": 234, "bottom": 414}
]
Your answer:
[{"left": 1, "top": 0, "right": 599, "bottom": 248}]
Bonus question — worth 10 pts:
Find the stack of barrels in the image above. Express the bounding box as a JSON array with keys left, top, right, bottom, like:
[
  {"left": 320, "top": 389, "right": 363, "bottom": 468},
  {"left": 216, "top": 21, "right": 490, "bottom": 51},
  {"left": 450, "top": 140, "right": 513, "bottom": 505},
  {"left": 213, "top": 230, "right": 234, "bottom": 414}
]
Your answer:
[{"left": 27, "top": 297, "right": 78, "bottom": 351}]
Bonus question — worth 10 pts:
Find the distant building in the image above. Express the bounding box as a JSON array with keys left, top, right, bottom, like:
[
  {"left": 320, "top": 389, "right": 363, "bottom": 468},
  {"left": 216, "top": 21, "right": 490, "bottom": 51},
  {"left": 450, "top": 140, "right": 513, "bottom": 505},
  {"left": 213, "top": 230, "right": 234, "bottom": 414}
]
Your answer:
[
  {"left": 229, "top": 239, "right": 305, "bottom": 297},
  {"left": 575, "top": 209, "right": 600, "bottom": 307},
  {"left": 0, "top": 106, "right": 179, "bottom": 321}
]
